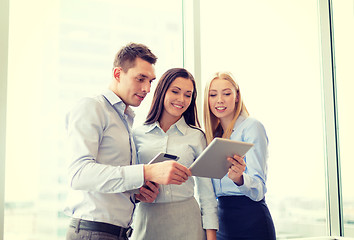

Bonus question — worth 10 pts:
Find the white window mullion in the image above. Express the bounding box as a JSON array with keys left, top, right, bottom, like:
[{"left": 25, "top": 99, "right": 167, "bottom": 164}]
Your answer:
[
  {"left": 0, "top": 0, "right": 10, "bottom": 239},
  {"left": 182, "top": 0, "right": 202, "bottom": 124},
  {"left": 318, "top": 0, "right": 344, "bottom": 236}
]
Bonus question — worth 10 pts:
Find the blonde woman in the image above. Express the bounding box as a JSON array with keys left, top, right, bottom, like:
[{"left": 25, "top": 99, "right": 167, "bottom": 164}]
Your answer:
[{"left": 203, "top": 72, "right": 276, "bottom": 240}]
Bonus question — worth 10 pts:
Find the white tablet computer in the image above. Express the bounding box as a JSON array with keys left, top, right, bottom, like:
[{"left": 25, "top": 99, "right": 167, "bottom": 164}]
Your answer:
[{"left": 189, "top": 138, "right": 254, "bottom": 179}]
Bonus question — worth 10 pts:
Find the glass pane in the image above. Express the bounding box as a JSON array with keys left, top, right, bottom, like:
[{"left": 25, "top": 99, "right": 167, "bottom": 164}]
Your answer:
[
  {"left": 5, "top": 0, "right": 183, "bottom": 239},
  {"left": 200, "top": 0, "right": 327, "bottom": 238},
  {"left": 332, "top": 0, "right": 354, "bottom": 237}
]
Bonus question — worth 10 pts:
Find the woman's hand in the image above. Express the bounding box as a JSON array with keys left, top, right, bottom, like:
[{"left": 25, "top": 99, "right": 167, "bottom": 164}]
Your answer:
[{"left": 227, "top": 154, "right": 246, "bottom": 186}]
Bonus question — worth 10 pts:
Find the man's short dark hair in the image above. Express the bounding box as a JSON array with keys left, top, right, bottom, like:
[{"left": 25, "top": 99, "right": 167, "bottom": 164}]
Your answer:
[{"left": 113, "top": 42, "right": 157, "bottom": 72}]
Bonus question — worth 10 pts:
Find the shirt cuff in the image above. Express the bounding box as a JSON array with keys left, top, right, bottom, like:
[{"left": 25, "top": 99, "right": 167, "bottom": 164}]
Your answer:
[
  {"left": 236, "top": 173, "right": 251, "bottom": 191},
  {"left": 123, "top": 164, "right": 144, "bottom": 191},
  {"left": 202, "top": 213, "right": 219, "bottom": 230}
]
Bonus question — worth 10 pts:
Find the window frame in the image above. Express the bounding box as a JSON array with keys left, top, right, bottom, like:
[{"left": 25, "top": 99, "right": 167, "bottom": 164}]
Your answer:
[
  {"left": 318, "top": 0, "right": 344, "bottom": 236},
  {"left": 0, "top": 0, "right": 9, "bottom": 239}
]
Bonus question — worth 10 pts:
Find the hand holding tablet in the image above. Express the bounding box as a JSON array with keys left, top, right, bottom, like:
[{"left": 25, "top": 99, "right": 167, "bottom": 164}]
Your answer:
[{"left": 189, "top": 138, "right": 254, "bottom": 179}]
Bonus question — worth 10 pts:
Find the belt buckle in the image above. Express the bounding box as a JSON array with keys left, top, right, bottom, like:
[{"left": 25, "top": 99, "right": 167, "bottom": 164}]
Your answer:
[
  {"left": 126, "top": 227, "right": 133, "bottom": 238},
  {"left": 74, "top": 219, "right": 81, "bottom": 233}
]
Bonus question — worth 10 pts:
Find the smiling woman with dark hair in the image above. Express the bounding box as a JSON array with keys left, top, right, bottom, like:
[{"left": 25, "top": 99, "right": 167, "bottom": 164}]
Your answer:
[
  {"left": 131, "top": 68, "right": 218, "bottom": 240},
  {"left": 145, "top": 68, "right": 199, "bottom": 128}
]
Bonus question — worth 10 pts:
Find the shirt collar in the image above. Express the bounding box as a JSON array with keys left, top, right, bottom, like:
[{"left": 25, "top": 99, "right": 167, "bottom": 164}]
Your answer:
[
  {"left": 145, "top": 122, "right": 160, "bottom": 133},
  {"left": 102, "top": 90, "right": 135, "bottom": 118},
  {"left": 232, "top": 111, "right": 248, "bottom": 132},
  {"left": 145, "top": 116, "right": 189, "bottom": 135},
  {"left": 174, "top": 117, "right": 189, "bottom": 135}
]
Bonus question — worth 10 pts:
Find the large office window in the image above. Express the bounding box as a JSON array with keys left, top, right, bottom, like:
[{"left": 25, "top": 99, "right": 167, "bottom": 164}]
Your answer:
[
  {"left": 332, "top": 0, "right": 354, "bottom": 237},
  {"left": 3, "top": 0, "right": 352, "bottom": 239},
  {"left": 4, "top": 0, "right": 183, "bottom": 239},
  {"left": 200, "top": 0, "right": 327, "bottom": 238}
]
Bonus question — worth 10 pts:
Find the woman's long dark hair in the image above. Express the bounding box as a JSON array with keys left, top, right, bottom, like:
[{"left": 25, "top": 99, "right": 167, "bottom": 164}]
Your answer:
[{"left": 145, "top": 68, "right": 201, "bottom": 128}]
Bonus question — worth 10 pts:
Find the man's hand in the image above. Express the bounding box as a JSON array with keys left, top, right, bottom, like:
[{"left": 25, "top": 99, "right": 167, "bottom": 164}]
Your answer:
[
  {"left": 135, "top": 181, "right": 159, "bottom": 203},
  {"left": 143, "top": 160, "right": 191, "bottom": 185}
]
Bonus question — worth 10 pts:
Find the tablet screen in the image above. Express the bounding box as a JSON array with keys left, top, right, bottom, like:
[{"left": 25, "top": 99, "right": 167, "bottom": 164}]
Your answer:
[{"left": 189, "top": 138, "right": 253, "bottom": 179}]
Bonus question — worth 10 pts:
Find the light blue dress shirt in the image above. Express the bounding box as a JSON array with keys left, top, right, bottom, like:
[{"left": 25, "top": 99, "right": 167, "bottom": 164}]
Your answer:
[
  {"left": 64, "top": 90, "right": 145, "bottom": 228},
  {"left": 212, "top": 115, "right": 269, "bottom": 202},
  {"left": 133, "top": 117, "right": 219, "bottom": 230}
]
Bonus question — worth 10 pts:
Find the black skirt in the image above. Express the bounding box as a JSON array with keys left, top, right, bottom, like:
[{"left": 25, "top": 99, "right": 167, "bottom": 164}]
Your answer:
[{"left": 217, "top": 195, "right": 276, "bottom": 240}]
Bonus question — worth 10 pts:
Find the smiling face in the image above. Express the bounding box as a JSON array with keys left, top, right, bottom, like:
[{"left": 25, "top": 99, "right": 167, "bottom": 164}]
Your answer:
[
  {"left": 113, "top": 57, "right": 156, "bottom": 107},
  {"left": 208, "top": 78, "right": 239, "bottom": 126},
  {"left": 162, "top": 77, "right": 194, "bottom": 122}
]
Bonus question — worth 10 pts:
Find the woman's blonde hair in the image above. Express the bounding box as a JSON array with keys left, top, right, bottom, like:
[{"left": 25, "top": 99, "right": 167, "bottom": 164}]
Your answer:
[{"left": 203, "top": 71, "right": 249, "bottom": 144}]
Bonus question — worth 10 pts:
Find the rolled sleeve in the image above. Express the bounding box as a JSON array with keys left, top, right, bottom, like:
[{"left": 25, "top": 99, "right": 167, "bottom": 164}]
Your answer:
[
  {"left": 195, "top": 176, "right": 219, "bottom": 230},
  {"left": 236, "top": 173, "right": 265, "bottom": 202},
  {"left": 235, "top": 119, "right": 268, "bottom": 201}
]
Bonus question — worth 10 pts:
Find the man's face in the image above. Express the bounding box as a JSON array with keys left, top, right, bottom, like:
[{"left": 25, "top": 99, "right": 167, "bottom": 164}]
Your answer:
[{"left": 115, "top": 57, "right": 156, "bottom": 107}]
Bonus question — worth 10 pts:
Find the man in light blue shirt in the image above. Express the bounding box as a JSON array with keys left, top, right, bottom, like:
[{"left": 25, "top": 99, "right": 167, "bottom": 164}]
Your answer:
[{"left": 65, "top": 43, "right": 192, "bottom": 240}]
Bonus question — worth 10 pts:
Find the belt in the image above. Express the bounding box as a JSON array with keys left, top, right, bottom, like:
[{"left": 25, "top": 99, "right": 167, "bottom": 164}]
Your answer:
[{"left": 69, "top": 218, "right": 132, "bottom": 238}]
